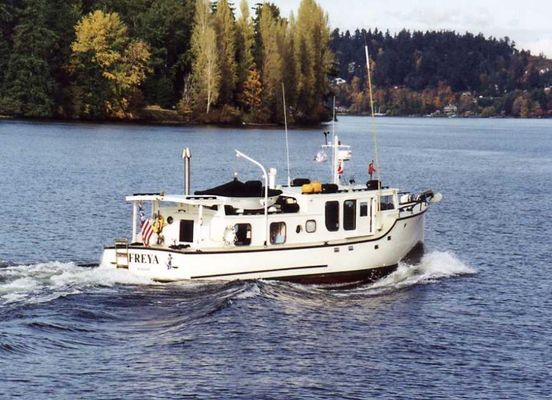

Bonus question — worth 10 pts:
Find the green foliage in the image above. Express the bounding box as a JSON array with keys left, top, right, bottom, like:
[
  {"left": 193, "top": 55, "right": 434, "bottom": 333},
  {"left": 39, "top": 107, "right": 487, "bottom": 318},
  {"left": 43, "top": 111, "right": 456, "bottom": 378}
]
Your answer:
[
  {"left": 235, "top": 0, "right": 255, "bottom": 90},
  {"left": 331, "top": 28, "right": 552, "bottom": 117},
  {"left": 213, "top": 0, "right": 237, "bottom": 105},
  {"left": 257, "top": 3, "right": 284, "bottom": 121},
  {"left": 1, "top": 0, "right": 57, "bottom": 117},
  {"left": 294, "top": 0, "right": 332, "bottom": 122},
  {"left": 70, "top": 10, "right": 151, "bottom": 119},
  {"left": 7, "top": 0, "right": 547, "bottom": 122},
  {"left": 189, "top": 0, "right": 220, "bottom": 114},
  {"left": 131, "top": 0, "right": 195, "bottom": 108}
]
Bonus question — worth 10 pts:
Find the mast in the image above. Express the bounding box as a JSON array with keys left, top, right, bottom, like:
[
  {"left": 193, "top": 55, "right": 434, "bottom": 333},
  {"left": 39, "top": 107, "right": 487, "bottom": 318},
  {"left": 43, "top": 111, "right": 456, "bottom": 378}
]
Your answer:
[
  {"left": 365, "top": 43, "right": 383, "bottom": 230},
  {"left": 365, "top": 44, "right": 381, "bottom": 188},
  {"left": 332, "top": 96, "right": 337, "bottom": 184},
  {"left": 282, "top": 83, "right": 291, "bottom": 186}
]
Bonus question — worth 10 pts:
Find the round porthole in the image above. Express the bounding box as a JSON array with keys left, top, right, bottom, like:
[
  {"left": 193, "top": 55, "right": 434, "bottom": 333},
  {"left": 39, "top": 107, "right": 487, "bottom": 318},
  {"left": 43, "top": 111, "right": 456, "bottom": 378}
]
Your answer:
[{"left": 167, "top": 216, "right": 174, "bottom": 224}]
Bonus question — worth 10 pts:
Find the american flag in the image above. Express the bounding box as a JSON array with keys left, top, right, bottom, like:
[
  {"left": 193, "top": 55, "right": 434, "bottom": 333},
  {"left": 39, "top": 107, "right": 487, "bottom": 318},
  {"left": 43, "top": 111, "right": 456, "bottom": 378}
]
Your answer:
[{"left": 141, "top": 218, "right": 154, "bottom": 247}]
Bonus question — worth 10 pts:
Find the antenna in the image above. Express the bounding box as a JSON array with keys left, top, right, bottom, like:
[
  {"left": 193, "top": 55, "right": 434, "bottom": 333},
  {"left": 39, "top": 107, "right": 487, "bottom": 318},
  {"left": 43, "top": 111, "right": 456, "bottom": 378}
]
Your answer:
[
  {"left": 332, "top": 96, "right": 336, "bottom": 183},
  {"left": 365, "top": 44, "right": 381, "bottom": 188},
  {"left": 282, "top": 83, "right": 291, "bottom": 186}
]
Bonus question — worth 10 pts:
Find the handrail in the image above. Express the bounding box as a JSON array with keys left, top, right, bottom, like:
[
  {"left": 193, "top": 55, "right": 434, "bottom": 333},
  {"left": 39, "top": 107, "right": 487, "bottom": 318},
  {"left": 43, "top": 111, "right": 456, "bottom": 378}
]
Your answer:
[{"left": 235, "top": 150, "right": 269, "bottom": 246}]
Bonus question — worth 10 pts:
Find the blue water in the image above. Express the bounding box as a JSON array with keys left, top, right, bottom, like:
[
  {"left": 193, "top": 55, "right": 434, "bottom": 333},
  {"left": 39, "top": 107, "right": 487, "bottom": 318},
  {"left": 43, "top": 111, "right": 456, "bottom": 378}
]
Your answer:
[{"left": 1, "top": 117, "right": 551, "bottom": 399}]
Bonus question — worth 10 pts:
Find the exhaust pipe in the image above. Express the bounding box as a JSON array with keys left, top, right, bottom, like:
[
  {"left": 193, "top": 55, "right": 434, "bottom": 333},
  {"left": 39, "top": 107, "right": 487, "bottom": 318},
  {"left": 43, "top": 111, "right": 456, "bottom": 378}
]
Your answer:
[{"left": 182, "top": 147, "right": 191, "bottom": 195}]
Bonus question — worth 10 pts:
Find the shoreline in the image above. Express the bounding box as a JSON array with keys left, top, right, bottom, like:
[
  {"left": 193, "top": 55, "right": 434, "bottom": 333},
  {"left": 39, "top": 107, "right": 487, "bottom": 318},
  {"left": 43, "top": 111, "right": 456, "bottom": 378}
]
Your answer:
[{"left": 0, "top": 113, "right": 549, "bottom": 128}]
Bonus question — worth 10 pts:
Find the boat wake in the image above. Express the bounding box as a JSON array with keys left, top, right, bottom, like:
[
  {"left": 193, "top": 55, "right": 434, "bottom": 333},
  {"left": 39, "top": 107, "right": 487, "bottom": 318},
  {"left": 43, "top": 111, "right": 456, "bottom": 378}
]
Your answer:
[
  {"left": 204, "top": 250, "right": 477, "bottom": 307},
  {"left": 365, "top": 250, "right": 476, "bottom": 293},
  {"left": 0, "top": 251, "right": 474, "bottom": 308},
  {"left": 0, "top": 262, "right": 155, "bottom": 306}
]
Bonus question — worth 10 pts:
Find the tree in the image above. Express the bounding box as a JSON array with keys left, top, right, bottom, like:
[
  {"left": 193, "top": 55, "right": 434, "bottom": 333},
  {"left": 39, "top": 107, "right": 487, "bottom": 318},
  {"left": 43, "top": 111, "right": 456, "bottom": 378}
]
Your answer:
[
  {"left": 240, "top": 67, "right": 262, "bottom": 113},
  {"left": 213, "top": 0, "right": 237, "bottom": 105},
  {"left": 189, "top": 0, "right": 219, "bottom": 114},
  {"left": 0, "top": 0, "right": 57, "bottom": 117},
  {"left": 293, "top": 0, "right": 332, "bottom": 122},
  {"left": 70, "top": 10, "right": 151, "bottom": 118},
  {"left": 235, "top": 0, "right": 255, "bottom": 103},
  {"left": 257, "top": 3, "right": 284, "bottom": 120},
  {"left": 0, "top": 1, "right": 14, "bottom": 91},
  {"left": 132, "top": 0, "right": 195, "bottom": 108}
]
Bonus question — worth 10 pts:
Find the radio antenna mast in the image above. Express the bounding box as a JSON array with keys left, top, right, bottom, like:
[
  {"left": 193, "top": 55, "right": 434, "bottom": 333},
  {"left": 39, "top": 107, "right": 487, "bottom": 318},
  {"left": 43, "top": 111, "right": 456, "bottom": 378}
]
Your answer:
[{"left": 282, "top": 83, "right": 291, "bottom": 186}]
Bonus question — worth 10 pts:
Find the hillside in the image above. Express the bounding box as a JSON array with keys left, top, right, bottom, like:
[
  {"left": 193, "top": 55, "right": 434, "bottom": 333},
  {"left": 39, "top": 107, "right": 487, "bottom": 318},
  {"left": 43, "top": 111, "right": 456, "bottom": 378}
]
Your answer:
[{"left": 330, "top": 29, "right": 552, "bottom": 117}]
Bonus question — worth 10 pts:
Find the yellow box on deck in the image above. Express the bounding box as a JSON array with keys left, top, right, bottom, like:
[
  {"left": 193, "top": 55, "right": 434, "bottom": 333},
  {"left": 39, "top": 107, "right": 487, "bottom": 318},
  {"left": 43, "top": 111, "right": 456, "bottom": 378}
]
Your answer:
[{"left": 302, "top": 181, "right": 322, "bottom": 194}]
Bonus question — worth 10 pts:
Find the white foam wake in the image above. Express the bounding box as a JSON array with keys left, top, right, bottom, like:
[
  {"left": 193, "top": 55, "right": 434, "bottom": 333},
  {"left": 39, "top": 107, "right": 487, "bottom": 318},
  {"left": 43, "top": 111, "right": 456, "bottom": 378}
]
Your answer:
[
  {"left": 0, "top": 262, "right": 155, "bottom": 305},
  {"left": 369, "top": 250, "right": 476, "bottom": 291}
]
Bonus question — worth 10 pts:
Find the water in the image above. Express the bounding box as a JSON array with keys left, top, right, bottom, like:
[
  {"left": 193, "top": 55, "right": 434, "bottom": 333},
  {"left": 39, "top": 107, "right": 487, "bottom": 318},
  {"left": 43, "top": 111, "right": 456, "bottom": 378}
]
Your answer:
[{"left": 0, "top": 117, "right": 551, "bottom": 399}]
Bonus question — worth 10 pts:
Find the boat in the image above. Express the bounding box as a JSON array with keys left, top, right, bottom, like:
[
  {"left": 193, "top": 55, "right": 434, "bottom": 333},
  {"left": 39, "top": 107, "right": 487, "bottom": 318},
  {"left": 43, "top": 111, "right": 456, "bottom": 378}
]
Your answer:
[
  {"left": 99, "top": 45, "right": 442, "bottom": 284},
  {"left": 99, "top": 133, "right": 442, "bottom": 284}
]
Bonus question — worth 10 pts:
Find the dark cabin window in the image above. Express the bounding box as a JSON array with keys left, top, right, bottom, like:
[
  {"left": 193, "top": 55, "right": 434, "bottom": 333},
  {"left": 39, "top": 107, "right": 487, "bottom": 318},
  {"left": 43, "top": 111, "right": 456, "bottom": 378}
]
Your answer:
[
  {"left": 270, "top": 222, "right": 286, "bottom": 244},
  {"left": 343, "top": 200, "right": 356, "bottom": 231},
  {"left": 380, "top": 195, "right": 395, "bottom": 210},
  {"left": 325, "top": 201, "right": 339, "bottom": 232},
  {"left": 179, "top": 220, "right": 194, "bottom": 243},
  {"left": 360, "top": 202, "right": 368, "bottom": 217},
  {"left": 235, "top": 224, "right": 252, "bottom": 246}
]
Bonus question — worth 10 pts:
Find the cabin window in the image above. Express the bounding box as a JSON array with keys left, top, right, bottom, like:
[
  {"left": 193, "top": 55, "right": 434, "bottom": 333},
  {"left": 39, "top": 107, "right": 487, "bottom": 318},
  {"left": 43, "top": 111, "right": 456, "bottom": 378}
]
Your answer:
[
  {"left": 343, "top": 200, "right": 356, "bottom": 231},
  {"left": 270, "top": 222, "right": 286, "bottom": 244},
  {"left": 380, "top": 195, "right": 395, "bottom": 210},
  {"left": 306, "top": 220, "right": 316, "bottom": 233},
  {"left": 179, "top": 220, "right": 194, "bottom": 243},
  {"left": 234, "top": 223, "right": 251, "bottom": 246},
  {"left": 360, "top": 202, "right": 368, "bottom": 217},
  {"left": 325, "top": 201, "right": 339, "bottom": 232}
]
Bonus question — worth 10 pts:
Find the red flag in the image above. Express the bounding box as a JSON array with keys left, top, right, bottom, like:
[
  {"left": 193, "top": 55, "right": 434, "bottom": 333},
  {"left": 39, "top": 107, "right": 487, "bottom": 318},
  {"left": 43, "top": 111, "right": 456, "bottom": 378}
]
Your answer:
[
  {"left": 337, "top": 160, "right": 344, "bottom": 176},
  {"left": 141, "top": 219, "right": 154, "bottom": 247}
]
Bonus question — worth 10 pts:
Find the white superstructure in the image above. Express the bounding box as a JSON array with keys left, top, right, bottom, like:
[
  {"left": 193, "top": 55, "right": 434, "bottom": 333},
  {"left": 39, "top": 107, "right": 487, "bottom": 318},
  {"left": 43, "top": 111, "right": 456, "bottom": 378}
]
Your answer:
[{"left": 100, "top": 134, "right": 441, "bottom": 284}]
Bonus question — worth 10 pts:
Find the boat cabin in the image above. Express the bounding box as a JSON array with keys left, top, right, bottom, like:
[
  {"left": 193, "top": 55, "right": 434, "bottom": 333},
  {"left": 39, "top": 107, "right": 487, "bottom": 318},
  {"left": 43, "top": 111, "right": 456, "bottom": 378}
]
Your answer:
[{"left": 127, "top": 178, "right": 401, "bottom": 251}]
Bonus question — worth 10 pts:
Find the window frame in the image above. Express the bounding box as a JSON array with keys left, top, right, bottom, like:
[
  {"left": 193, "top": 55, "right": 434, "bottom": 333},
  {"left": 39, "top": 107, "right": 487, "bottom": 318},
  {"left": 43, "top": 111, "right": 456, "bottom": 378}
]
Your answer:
[
  {"left": 325, "top": 201, "right": 339, "bottom": 232},
  {"left": 234, "top": 223, "right": 252, "bottom": 246},
  {"left": 270, "top": 222, "right": 287, "bottom": 245},
  {"left": 306, "top": 219, "right": 317, "bottom": 233},
  {"left": 343, "top": 199, "right": 357, "bottom": 231}
]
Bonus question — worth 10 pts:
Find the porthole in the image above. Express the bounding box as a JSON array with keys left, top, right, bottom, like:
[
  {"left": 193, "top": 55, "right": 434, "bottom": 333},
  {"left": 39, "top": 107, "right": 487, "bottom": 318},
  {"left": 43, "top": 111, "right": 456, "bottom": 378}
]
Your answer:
[
  {"left": 306, "top": 220, "right": 317, "bottom": 233},
  {"left": 296, "top": 225, "right": 302, "bottom": 234},
  {"left": 167, "top": 216, "right": 174, "bottom": 224}
]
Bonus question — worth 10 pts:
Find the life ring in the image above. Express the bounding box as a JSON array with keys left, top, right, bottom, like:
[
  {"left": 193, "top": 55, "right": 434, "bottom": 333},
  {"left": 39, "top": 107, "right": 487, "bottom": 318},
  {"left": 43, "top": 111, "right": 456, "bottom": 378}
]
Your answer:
[{"left": 152, "top": 214, "right": 165, "bottom": 234}]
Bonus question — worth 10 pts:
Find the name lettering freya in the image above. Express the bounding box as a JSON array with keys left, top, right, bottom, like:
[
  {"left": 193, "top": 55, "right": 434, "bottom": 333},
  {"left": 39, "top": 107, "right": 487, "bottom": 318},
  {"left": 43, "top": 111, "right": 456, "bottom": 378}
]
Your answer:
[{"left": 128, "top": 253, "right": 159, "bottom": 264}]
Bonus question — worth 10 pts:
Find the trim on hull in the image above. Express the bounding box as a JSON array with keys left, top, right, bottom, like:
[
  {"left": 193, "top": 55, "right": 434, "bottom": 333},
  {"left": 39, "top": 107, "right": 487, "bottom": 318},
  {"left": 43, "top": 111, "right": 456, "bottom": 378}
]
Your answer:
[
  {"left": 192, "top": 264, "right": 328, "bottom": 279},
  {"left": 272, "top": 264, "right": 398, "bottom": 285}
]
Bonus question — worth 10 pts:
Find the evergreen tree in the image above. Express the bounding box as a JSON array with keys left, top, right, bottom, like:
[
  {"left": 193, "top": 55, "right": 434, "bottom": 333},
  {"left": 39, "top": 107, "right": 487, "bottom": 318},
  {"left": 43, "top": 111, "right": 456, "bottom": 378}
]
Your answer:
[
  {"left": 0, "top": 2, "right": 14, "bottom": 97},
  {"left": 1, "top": 0, "right": 57, "bottom": 117},
  {"left": 294, "top": 0, "right": 332, "bottom": 122},
  {"left": 132, "top": 0, "right": 195, "bottom": 108},
  {"left": 257, "top": 3, "right": 284, "bottom": 121},
  {"left": 235, "top": 0, "right": 255, "bottom": 106},
  {"left": 282, "top": 12, "right": 298, "bottom": 113},
  {"left": 213, "top": 0, "right": 237, "bottom": 106},
  {"left": 190, "top": 0, "right": 220, "bottom": 114}
]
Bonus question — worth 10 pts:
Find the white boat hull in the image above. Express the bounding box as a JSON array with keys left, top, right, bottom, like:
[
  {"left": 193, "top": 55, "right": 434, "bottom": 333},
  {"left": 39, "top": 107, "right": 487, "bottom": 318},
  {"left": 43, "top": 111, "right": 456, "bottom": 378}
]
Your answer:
[{"left": 100, "top": 212, "right": 425, "bottom": 284}]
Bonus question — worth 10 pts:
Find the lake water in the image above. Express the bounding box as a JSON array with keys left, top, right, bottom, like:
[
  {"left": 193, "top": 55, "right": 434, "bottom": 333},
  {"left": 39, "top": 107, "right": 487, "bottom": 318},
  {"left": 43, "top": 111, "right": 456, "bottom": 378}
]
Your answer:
[{"left": 1, "top": 116, "right": 551, "bottom": 399}]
